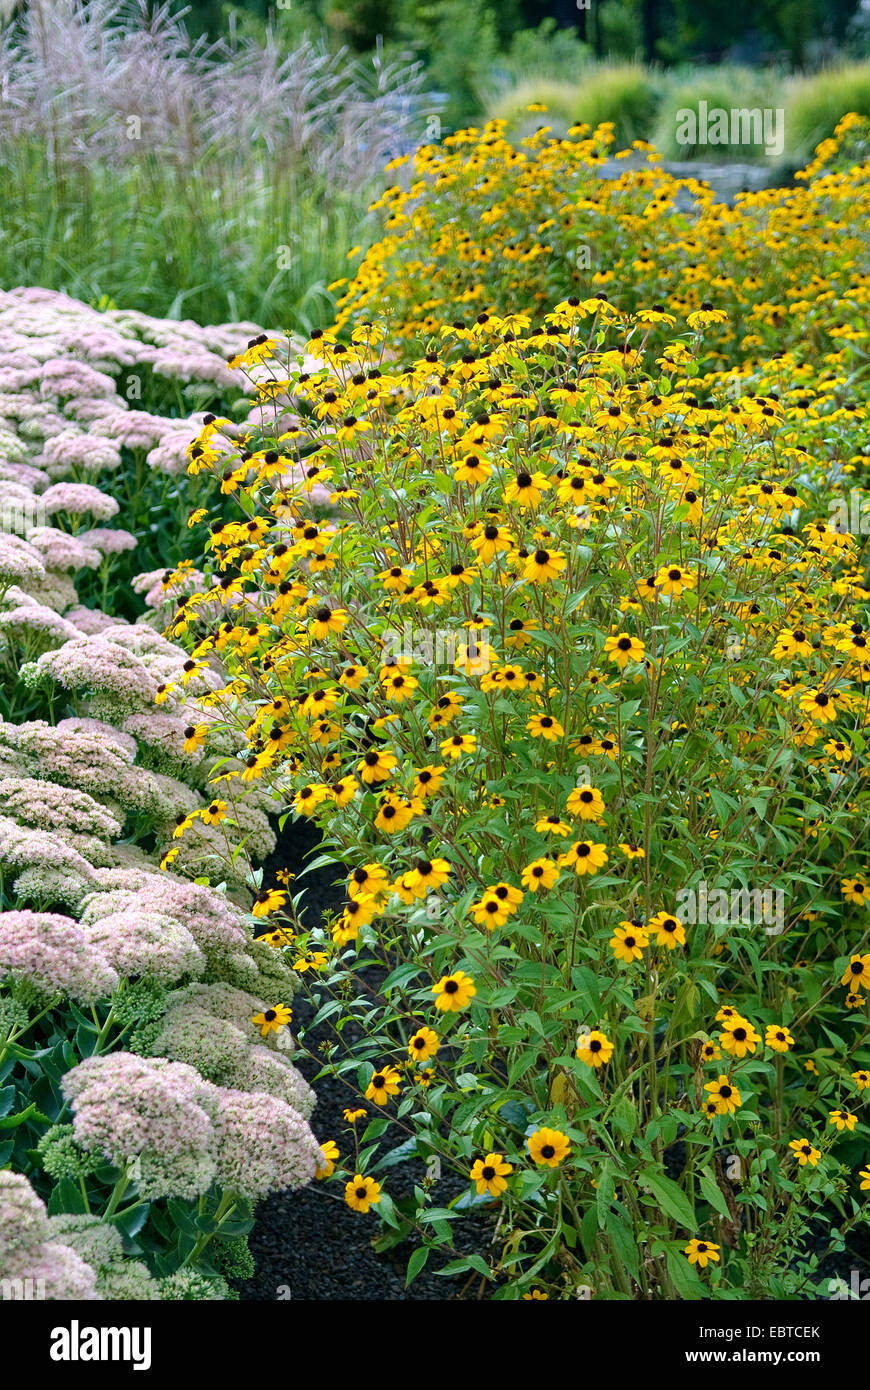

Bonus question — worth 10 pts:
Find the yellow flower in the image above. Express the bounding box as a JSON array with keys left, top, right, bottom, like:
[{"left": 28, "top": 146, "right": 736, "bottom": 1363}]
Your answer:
[
  {"left": 470, "top": 1153, "right": 513, "bottom": 1197},
  {"left": 566, "top": 784, "right": 605, "bottom": 821},
  {"left": 365, "top": 1064, "right": 402, "bottom": 1106},
  {"left": 432, "top": 970, "right": 476, "bottom": 1011},
  {"left": 521, "top": 858, "right": 560, "bottom": 892},
  {"left": 527, "top": 1127, "right": 571, "bottom": 1167},
  {"left": 251, "top": 1003, "right": 292, "bottom": 1037},
  {"left": 789, "top": 1138, "right": 821, "bottom": 1166},
  {"left": 829, "top": 1110, "right": 857, "bottom": 1132},
  {"left": 345, "top": 1174, "right": 381, "bottom": 1213},
  {"left": 408, "top": 1027, "right": 440, "bottom": 1061},
  {"left": 765, "top": 1024, "right": 794, "bottom": 1052},
  {"left": 647, "top": 911, "right": 686, "bottom": 950},
  {"left": 684, "top": 1238, "right": 721, "bottom": 1268},
  {"left": 610, "top": 921, "right": 648, "bottom": 962},
  {"left": 252, "top": 888, "right": 288, "bottom": 918},
  {"left": 576, "top": 1029, "right": 614, "bottom": 1067},
  {"left": 558, "top": 840, "right": 608, "bottom": 875},
  {"left": 704, "top": 1075, "right": 741, "bottom": 1115},
  {"left": 719, "top": 1016, "right": 760, "bottom": 1058},
  {"left": 316, "top": 1140, "right": 339, "bottom": 1178},
  {"left": 842, "top": 954, "right": 870, "bottom": 989},
  {"left": 603, "top": 632, "right": 645, "bottom": 669}
]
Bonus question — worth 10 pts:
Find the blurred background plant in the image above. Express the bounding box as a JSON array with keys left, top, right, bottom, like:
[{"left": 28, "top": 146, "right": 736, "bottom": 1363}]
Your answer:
[
  {"left": 0, "top": 0, "right": 867, "bottom": 327},
  {"left": 0, "top": 0, "right": 432, "bottom": 329}
]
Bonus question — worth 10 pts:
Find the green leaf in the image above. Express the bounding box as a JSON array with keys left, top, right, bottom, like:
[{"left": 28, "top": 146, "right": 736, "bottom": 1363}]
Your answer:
[
  {"left": 406, "top": 1245, "right": 430, "bottom": 1286},
  {"left": 699, "top": 1167, "right": 733, "bottom": 1222},
  {"left": 640, "top": 1168, "right": 696, "bottom": 1231}
]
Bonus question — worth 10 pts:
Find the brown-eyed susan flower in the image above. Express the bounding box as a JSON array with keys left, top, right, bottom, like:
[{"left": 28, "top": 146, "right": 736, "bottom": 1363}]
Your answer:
[
  {"left": 523, "top": 548, "right": 566, "bottom": 584},
  {"left": 610, "top": 921, "right": 648, "bottom": 962},
  {"left": 566, "top": 784, "right": 605, "bottom": 821},
  {"left": 704, "top": 1075, "right": 742, "bottom": 1115},
  {"left": 408, "top": 1027, "right": 440, "bottom": 1061},
  {"left": 842, "top": 954, "right": 870, "bottom": 989},
  {"left": 655, "top": 564, "right": 696, "bottom": 598},
  {"left": 842, "top": 877, "right": 870, "bottom": 906},
  {"left": 343, "top": 1108, "right": 367, "bottom": 1124},
  {"left": 374, "top": 794, "right": 420, "bottom": 833},
  {"left": 345, "top": 1174, "right": 381, "bottom": 1213},
  {"left": 261, "top": 926, "right": 294, "bottom": 949},
  {"left": 470, "top": 1153, "right": 513, "bottom": 1197},
  {"left": 316, "top": 1140, "right": 339, "bottom": 1178},
  {"left": 648, "top": 911, "right": 686, "bottom": 949},
  {"left": 440, "top": 731, "right": 477, "bottom": 760},
  {"left": 851, "top": 1070, "right": 870, "bottom": 1091},
  {"left": 527, "top": 1127, "right": 571, "bottom": 1167},
  {"left": 294, "top": 783, "right": 331, "bottom": 816},
  {"left": 408, "top": 858, "right": 451, "bottom": 894},
  {"left": 829, "top": 1110, "right": 857, "bottom": 1132},
  {"left": 504, "top": 470, "right": 550, "bottom": 509},
  {"left": 432, "top": 970, "right": 476, "bottom": 1011},
  {"left": 700, "top": 1041, "right": 721, "bottom": 1062},
  {"left": 619, "top": 842, "right": 645, "bottom": 860},
  {"left": 310, "top": 605, "right": 349, "bottom": 640},
  {"left": 576, "top": 1029, "right": 614, "bottom": 1067},
  {"left": 252, "top": 1004, "right": 292, "bottom": 1037},
  {"left": 798, "top": 688, "right": 838, "bottom": 724},
  {"left": 521, "top": 858, "right": 560, "bottom": 892},
  {"left": 559, "top": 840, "right": 608, "bottom": 875},
  {"left": 765, "top": 1025, "right": 795, "bottom": 1052},
  {"left": 719, "top": 1016, "right": 760, "bottom": 1058},
  {"left": 182, "top": 723, "right": 208, "bottom": 754},
  {"left": 603, "top": 632, "right": 645, "bottom": 669},
  {"left": 789, "top": 1138, "right": 821, "bottom": 1166},
  {"left": 414, "top": 764, "right": 445, "bottom": 797},
  {"left": 773, "top": 627, "right": 815, "bottom": 660},
  {"left": 526, "top": 712, "right": 564, "bottom": 741},
  {"left": 859, "top": 1169, "right": 870, "bottom": 1191},
  {"left": 357, "top": 749, "right": 398, "bottom": 784},
  {"left": 535, "top": 815, "right": 572, "bottom": 836},
  {"left": 825, "top": 738, "right": 852, "bottom": 761},
  {"left": 684, "top": 1238, "right": 720, "bottom": 1268},
  {"left": 470, "top": 892, "right": 512, "bottom": 929},
  {"left": 200, "top": 799, "right": 228, "bottom": 826},
  {"left": 365, "top": 1064, "right": 402, "bottom": 1106},
  {"left": 252, "top": 888, "right": 288, "bottom": 918}
]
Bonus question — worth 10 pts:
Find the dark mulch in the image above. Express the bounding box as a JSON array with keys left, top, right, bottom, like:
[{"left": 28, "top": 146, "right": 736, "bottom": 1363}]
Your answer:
[
  {"left": 233, "top": 818, "right": 496, "bottom": 1301},
  {"left": 235, "top": 820, "right": 870, "bottom": 1301}
]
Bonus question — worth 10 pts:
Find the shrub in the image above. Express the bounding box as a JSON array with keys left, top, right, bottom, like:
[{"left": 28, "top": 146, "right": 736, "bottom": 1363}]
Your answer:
[
  {"left": 652, "top": 67, "right": 784, "bottom": 161},
  {"left": 489, "top": 63, "right": 659, "bottom": 148},
  {"left": 169, "top": 122, "right": 870, "bottom": 1298},
  {"left": 785, "top": 63, "right": 870, "bottom": 166},
  {"left": 333, "top": 114, "right": 869, "bottom": 367}
]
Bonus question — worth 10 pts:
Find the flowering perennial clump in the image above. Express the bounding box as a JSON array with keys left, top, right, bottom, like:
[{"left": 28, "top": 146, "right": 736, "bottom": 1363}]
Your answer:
[{"left": 165, "top": 114, "right": 870, "bottom": 1300}]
